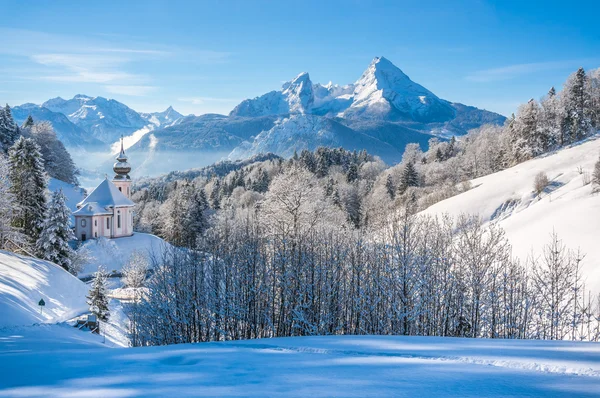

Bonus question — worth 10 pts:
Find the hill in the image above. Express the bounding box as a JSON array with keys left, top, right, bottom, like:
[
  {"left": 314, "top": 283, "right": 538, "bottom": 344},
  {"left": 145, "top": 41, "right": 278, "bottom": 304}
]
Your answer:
[
  {"left": 0, "top": 251, "right": 88, "bottom": 328},
  {"left": 423, "top": 135, "right": 600, "bottom": 292}
]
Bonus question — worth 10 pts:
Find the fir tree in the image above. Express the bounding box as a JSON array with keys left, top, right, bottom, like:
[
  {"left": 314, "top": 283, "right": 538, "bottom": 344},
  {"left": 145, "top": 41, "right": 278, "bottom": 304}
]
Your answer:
[
  {"left": 385, "top": 174, "right": 395, "bottom": 199},
  {"left": 346, "top": 163, "right": 358, "bottom": 183},
  {"left": 36, "top": 189, "right": 76, "bottom": 272},
  {"left": 398, "top": 162, "right": 419, "bottom": 194},
  {"left": 22, "top": 115, "right": 34, "bottom": 128},
  {"left": 182, "top": 188, "right": 209, "bottom": 247},
  {"left": 87, "top": 266, "right": 110, "bottom": 321},
  {"left": 210, "top": 179, "right": 221, "bottom": 210},
  {"left": 8, "top": 137, "right": 47, "bottom": 244},
  {"left": 0, "top": 105, "right": 19, "bottom": 153},
  {"left": 562, "top": 67, "right": 592, "bottom": 143}
]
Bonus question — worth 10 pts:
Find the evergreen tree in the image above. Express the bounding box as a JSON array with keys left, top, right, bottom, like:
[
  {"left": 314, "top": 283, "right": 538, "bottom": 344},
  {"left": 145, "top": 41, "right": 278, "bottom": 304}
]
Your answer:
[
  {"left": 346, "top": 163, "right": 358, "bottom": 183},
  {"left": 36, "top": 189, "right": 76, "bottom": 272},
  {"left": 398, "top": 162, "right": 419, "bottom": 194},
  {"left": 385, "top": 174, "right": 395, "bottom": 199},
  {"left": 0, "top": 105, "right": 19, "bottom": 153},
  {"left": 182, "top": 188, "right": 209, "bottom": 247},
  {"left": 22, "top": 115, "right": 34, "bottom": 128},
  {"left": 210, "top": 179, "right": 221, "bottom": 210},
  {"left": 8, "top": 137, "right": 47, "bottom": 244},
  {"left": 87, "top": 266, "right": 110, "bottom": 321},
  {"left": 562, "top": 67, "right": 592, "bottom": 143},
  {"left": 540, "top": 87, "right": 561, "bottom": 149}
]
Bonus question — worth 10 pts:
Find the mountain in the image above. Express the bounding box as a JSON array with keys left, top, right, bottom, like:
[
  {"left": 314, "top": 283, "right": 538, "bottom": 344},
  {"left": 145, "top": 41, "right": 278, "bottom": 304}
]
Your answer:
[
  {"left": 140, "top": 106, "right": 184, "bottom": 128},
  {"left": 11, "top": 103, "right": 103, "bottom": 148},
  {"left": 42, "top": 95, "right": 149, "bottom": 143},
  {"left": 131, "top": 57, "right": 504, "bottom": 174}
]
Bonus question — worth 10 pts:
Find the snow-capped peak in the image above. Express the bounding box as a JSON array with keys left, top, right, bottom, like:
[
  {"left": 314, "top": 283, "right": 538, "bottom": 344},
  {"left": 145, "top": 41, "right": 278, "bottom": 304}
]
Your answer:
[
  {"left": 343, "top": 56, "right": 455, "bottom": 122},
  {"left": 281, "top": 72, "right": 314, "bottom": 113}
]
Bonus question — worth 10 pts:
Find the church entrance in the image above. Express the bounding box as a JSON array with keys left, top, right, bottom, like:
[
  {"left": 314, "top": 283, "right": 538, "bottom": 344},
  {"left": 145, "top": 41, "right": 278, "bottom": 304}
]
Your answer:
[{"left": 81, "top": 234, "right": 86, "bottom": 242}]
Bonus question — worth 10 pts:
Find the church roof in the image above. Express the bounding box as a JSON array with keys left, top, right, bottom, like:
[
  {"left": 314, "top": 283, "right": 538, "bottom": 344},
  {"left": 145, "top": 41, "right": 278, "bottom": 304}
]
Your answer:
[{"left": 74, "top": 178, "right": 134, "bottom": 216}]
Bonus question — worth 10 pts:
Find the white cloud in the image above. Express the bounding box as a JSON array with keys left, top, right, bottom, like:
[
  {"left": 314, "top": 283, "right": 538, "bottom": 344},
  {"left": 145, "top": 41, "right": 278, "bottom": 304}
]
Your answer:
[{"left": 465, "top": 60, "right": 594, "bottom": 82}]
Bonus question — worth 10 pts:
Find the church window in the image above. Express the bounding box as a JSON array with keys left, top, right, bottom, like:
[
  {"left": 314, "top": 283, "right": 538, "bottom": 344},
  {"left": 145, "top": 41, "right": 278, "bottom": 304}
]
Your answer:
[
  {"left": 81, "top": 219, "right": 86, "bottom": 227},
  {"left": 94, "top": 219, "right": 97, "bottom": 227},
  {"left": 118, "top": 214, "right": 121, "bottom": 228},
  {"left": 107, "top": 218, "right": 110, "bottom": 229}
]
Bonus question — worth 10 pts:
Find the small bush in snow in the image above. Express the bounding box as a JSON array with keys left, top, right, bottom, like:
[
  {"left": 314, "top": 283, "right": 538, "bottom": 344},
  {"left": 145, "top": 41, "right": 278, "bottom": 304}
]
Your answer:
[
  {"left": 592, "top": 154, "right": 600, "bottom": 193},
  {"left": 122, "top": 251, "right": 149, "bottom": 288},
  {"left": 533, "top": 172, "right": 549, "bottom": 196}
]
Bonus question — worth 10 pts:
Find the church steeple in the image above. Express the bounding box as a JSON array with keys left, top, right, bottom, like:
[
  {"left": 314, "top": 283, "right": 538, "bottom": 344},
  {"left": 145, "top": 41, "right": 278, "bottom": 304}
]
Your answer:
[{"left": 113, "top": 136, "right": 131, "bottom": 180}]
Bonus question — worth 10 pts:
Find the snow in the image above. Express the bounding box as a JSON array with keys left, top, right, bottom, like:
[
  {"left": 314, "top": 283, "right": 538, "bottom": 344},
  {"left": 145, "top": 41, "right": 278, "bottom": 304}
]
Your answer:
[
  {"left": 79, "top": 232, "right": 169, "bottom": 276},
  {"left": 0, "top": 251, "right": 88, "bottom": 328},
  {"left": 423, "top": 135, "right": 600, "bottom": 293},
  {"left": 74, "top": 178, "right": 134, "bottom": 212},
  {"left": 1, "top": 330, "right": 599, "bottom": 397}
]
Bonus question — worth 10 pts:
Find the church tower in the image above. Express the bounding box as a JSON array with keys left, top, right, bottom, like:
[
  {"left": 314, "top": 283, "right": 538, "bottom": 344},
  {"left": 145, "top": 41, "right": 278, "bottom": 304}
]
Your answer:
[{"left": 112, "top": 136, "right": 132, "bottom": 199}]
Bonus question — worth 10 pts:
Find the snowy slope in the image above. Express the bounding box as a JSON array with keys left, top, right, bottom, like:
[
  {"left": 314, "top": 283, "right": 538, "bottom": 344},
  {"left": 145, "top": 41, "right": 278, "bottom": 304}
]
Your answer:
[
  {"left": 423, "top": 135, "right": 600, "bottom": 292},
  {"left": 1, "top": 332, "right": 599, "bottom": 396},
  {"left": 79, "top": 233, "right": 170, "bottom": 276},
  {"left": 0, "top": 251, "right": 88, "bottom": 328}
]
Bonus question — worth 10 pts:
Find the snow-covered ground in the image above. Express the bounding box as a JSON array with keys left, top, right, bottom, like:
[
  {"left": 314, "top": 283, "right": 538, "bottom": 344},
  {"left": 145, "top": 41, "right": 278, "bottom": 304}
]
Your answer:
[
  {"left": 0, "top": 250, "right": 88, "bottom": 328},
  {"left": 423, "top": 135, "right": 600, "bottom": 293},
  {"left": 79, "top": 232, "right": 169, "bottom": 276},
  {"left": 1, "top": 329, "right": 599, "bottom": 397}
]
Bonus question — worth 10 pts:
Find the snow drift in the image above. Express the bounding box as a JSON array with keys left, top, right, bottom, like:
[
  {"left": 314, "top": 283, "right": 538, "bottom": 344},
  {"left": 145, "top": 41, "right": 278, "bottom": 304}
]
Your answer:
[{"left": 0, "top": 251, "right": 88, "bottom": 328}]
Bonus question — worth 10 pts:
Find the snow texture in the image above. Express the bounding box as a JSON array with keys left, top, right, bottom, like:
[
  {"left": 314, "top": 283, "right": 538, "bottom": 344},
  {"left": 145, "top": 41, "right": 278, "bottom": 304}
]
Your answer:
[
  {"left": 0, "top": 251, "right": 88, "bottom": 328},
  {"left": 78, "top": 232, "right": 169, "bottom": 276},
  {"left": 74, "top": 178, "right": 134, "bottom": 214},
  {"left": 1, "top": 330, "right": 599, "bottom": 397}
]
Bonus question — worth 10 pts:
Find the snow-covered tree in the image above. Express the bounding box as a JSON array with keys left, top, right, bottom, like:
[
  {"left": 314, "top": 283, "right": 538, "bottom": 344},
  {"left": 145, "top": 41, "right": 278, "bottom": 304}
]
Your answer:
[
  {"left": 8, "top": 137, "right": 47, "bottom": 244},
  {"left": 0, "top": 154, "right": 23, "bottom": 250},
  {"left": 36, "top": 189, "right": 75, "bottom": 272},
  {"left": 562, "top": 67, "right": 592, "bottom": 143},
  {"left": 87, "top": 265, "right": 110, "bottom": 321},
  {"left": 121, "top": 251, "right": 149, "bottom": 288},
  {"left": 510, "top": 99, "right": 542, "bottom": 162},
  {"left": 539, "top": 87, "right": 562, "bottom": 149},
  {"left": 24, "top": 121, "right": 79, "bottom": 185},
  {"left": 0, "top": 105, "right": 19, "bottom": 153},
  {"left": 398, "top": 161, "right": 419, "bottom": 194}
]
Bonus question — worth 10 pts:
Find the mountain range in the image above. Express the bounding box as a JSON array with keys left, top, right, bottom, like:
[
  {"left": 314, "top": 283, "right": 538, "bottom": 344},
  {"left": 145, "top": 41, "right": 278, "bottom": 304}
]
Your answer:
[{"left": 12, "top": 56, "right": 505, "bottom": 176}]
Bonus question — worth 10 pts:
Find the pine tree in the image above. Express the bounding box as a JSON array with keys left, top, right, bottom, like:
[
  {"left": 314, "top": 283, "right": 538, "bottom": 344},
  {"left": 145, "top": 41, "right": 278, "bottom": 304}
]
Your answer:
[
  {"left": 8, "top": 137, "right": 47, "bottom": 244},
  {"left": 182, "top": 188, "right": 209, "bottom": 247},
  {"left": 0, "top": 105, "right": 19, "bottom": 153},
  {"left": 385, "top": 174, "right": 395, "bottom": 199},
  {"left": 87, "top": 266, "right": 110, "bottom": 321},
  {"left": 562, "top": 67, "right": 592, "bottom": 143},
  {"left": 210, "top": 179, "right": 221, "bottom": 210},
  {"left": 398, "top": 162, "right": 419, "bottom": 194},
  {"left": 22, "top": 115, "right": 34, "bottom": 128},
  {"left": 36, "top": 189, "right": 76, "bottom": 272},
  {"left": 540, "top": 87, "right": 561, "bottom": 149},
  {"left": 346, "top": 163, "right": 358, "bottom": 183}
]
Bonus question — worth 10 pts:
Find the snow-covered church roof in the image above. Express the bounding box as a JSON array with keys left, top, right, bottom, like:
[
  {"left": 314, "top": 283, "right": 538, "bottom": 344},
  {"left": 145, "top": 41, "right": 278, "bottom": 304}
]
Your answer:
[{"left": 74, "top": 178, "right": 134, "bottom": 216}]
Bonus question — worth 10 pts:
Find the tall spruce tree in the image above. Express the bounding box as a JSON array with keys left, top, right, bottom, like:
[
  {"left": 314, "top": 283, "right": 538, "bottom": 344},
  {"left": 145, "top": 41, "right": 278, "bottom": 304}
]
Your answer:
[
  {"left": 8, "top": 137, "right": 47, "bottom": 244},
  {"left": 36, "top": 189, "right": 76, "bottom": 272},
  {"left": 87, "top": 265, "right": 110, "bottom": 321},
  {"left": 398, "top": 161, "right": 419, "bottom": 194},
  {"left": 0, "top": 105, "right": 19, "bottom": 153},
  {"left": 562, "top": 67, "right": 592, "bottom": 143}
]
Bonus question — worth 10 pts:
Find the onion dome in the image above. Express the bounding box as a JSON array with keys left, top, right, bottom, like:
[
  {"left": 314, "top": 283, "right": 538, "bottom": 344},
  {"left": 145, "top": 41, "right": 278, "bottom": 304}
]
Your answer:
[{"left": 113, "top": 136, "right": 131, "bottom": 180}]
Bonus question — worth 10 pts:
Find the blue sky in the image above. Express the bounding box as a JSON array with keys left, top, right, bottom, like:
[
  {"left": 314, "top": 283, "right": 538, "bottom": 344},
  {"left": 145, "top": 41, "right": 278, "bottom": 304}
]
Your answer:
[{"left": 1, "top": 0, "right": 599, "bottom": 117}]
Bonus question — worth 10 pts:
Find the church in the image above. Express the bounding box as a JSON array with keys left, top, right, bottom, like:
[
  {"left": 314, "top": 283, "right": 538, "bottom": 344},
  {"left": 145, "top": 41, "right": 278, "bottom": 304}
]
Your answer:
[{"left": 73, "top": 139, "right": 135, "bottom": 242}]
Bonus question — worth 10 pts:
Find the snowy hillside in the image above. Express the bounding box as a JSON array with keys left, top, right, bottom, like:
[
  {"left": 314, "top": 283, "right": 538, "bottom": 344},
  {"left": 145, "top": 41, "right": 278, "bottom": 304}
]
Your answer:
[
  {"left": 423, "top": 135, "right": 600, "bottom": 292},
  {"left": 79, "top": 232, "right": 170, "bottom": 276},
  {"left": 0, "top": 251, "right": 88, "bottom": 328},
  {"left": 1, "top": 332, "right": 599, "bottom": 396}
]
